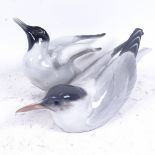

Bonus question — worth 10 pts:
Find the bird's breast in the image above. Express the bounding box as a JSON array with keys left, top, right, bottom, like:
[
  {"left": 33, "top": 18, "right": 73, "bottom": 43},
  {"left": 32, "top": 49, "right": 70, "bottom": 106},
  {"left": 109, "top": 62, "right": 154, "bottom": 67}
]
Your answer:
[
  {"left": 23, "top": 54, "right": 75, "bottom": 90},
  {"left": 51, "top": 94, "right": 94, "bottom": 132}
]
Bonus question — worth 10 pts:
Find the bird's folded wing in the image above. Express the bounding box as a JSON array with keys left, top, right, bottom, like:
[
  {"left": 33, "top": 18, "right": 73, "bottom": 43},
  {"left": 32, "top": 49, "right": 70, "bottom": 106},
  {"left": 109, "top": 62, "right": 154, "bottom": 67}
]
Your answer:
[
  {"left": 70, "top": 40, "right": 132, "bottom": 80},
  {"left": 70, "top": 49, "right": 115, "bottom": 83},
  {"left": 72, "top": 28, "right": 146, "bottom": 73},
  {"left": 49, "top": 34, "right": 129, "bottom": 68},
  {"left": 53, "top": 44, "right": 102, "bottom": 66},
  {"left": 87, "top": 53, "right": 137, "bottom": 128},
  {"left": 48, "top": 33, "right": 106, "bottom": 64}
]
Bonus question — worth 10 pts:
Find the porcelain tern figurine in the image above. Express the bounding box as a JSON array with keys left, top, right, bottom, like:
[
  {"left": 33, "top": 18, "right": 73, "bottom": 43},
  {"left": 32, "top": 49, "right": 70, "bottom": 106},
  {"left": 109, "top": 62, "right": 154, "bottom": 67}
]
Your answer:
[
  {"left": 14, "top": 18, "right": 107, "bottom": 91},
  {"left": 17, "top": 28, "right": 144, "bottom": 133}
]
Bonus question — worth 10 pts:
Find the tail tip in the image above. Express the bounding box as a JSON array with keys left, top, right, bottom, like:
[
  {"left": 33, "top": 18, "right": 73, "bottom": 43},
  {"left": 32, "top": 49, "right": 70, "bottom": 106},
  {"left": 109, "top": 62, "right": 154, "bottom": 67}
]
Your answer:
[{"left": 135, "top": 28, "right": 144, "bottom": 35}]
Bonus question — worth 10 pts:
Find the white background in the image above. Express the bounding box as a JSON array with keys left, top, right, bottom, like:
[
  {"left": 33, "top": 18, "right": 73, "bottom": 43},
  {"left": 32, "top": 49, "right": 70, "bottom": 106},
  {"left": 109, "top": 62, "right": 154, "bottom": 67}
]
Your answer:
[{"left": 0, "top": 0, "right": 155, "bottom": 154}]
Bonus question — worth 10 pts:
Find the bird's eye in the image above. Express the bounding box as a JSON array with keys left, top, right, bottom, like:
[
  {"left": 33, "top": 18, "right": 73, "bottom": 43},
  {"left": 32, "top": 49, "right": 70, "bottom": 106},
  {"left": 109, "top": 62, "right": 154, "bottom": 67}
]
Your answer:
[{"left": 53, "top": 100, "right": 60, "bottom": 105}]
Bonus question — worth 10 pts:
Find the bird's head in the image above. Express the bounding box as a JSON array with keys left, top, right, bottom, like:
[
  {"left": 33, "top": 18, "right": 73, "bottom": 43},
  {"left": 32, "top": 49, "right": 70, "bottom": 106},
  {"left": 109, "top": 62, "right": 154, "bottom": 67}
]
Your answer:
[
  {"left": 16, "top": 84, "right": 87, "bottom": 113},
  {"left": 13, "top": 18, "right": 50, "bottom": 51}
]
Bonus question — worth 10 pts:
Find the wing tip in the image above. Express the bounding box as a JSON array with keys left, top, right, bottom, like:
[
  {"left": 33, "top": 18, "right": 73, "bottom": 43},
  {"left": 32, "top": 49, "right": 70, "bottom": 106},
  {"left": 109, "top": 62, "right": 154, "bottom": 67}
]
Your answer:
[
  {"left": 120, "top": 28, "right": 144, "bottom": 57},
  {"left": 134, "top": 28, "right": 144, "bottom": 35},
  {"left": 77, "top": 33, "right": 106, "bottom": 39}
]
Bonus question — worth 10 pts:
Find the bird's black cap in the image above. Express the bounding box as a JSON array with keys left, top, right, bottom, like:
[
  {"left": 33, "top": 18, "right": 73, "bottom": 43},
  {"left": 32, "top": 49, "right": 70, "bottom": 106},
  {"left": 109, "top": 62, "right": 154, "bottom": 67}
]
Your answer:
[
  {"left": 42, "top": 84, "right": 87, "bottom": 106},
  {"left": 14, "top": 18, "right": 50, "bottom": 51}
]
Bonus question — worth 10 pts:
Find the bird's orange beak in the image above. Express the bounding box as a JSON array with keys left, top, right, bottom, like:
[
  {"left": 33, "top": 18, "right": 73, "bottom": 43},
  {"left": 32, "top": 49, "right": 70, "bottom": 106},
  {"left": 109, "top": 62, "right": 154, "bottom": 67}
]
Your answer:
[{"left": 16, "top": 103, "right": 46, "bottom": 113}]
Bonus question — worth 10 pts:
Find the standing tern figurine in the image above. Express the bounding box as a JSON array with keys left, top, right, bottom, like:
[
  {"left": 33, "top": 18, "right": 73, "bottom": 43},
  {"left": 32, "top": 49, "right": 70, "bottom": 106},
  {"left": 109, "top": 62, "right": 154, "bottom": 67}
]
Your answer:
[
  {"left": 17, "top": 28, "right": 144, "bottom": 133},
  {"left": 14, "top": 18, "right": 106, "bottom": 91}
]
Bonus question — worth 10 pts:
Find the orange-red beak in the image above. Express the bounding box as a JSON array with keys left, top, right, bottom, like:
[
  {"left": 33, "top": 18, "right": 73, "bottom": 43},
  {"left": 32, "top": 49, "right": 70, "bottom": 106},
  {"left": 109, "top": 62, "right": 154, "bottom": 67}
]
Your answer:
[{"left": 16, "top": 103, "right": 46, "bottom": 113}]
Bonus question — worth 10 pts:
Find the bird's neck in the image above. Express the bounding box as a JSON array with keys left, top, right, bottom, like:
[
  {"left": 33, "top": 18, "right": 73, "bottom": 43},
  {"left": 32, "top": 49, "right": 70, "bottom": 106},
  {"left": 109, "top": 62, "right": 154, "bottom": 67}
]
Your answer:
[{"left": 28, "top": 42, "right": 50, "bottom": 58}]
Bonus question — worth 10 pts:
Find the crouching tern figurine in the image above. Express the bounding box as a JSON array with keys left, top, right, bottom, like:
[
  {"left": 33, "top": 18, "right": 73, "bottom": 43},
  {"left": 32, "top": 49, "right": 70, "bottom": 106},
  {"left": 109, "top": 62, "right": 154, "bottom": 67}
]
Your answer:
[
  {"left": 14, "top": 18, "right": 106, "bottom": 91},
  {"left": 17, "top": 28, "right": 144, "bottom": 133}
]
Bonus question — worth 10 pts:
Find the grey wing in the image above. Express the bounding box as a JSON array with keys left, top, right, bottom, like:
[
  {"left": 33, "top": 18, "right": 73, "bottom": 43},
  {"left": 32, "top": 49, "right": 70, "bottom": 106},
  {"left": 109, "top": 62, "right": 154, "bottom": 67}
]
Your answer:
[
  {"left": 86, "top": 28, "right": 144, "bottom": 128},
  {"left": 87, "top": 53, "right": 137, "bottom": 129},
  {"left": 71, "top": 28, "right": 143, "bottom": 82},
  {"left": 53, "top": 46, "right": 102, "bottom": 69},
  {"left": 48, "top": 33, "right": 105, "bottom": 66},
  {"left": 71, "top": 41, "right": 128, "bottom": 74},
  {"left": 70, "top": 43, "right": 126, "bottom": 83},
  {"left": 48, "top": 33, "right": 106, "bottom": 51}
]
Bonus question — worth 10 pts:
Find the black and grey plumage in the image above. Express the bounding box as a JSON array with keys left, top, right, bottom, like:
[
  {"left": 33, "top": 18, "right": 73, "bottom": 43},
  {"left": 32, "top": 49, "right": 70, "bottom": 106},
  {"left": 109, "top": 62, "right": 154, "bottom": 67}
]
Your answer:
[
  {"left": 17, "top": 28, "right": 144, "bottom": 132},
  {"left": 13, "top": 18, "right": 106, "bottom": 91}
]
